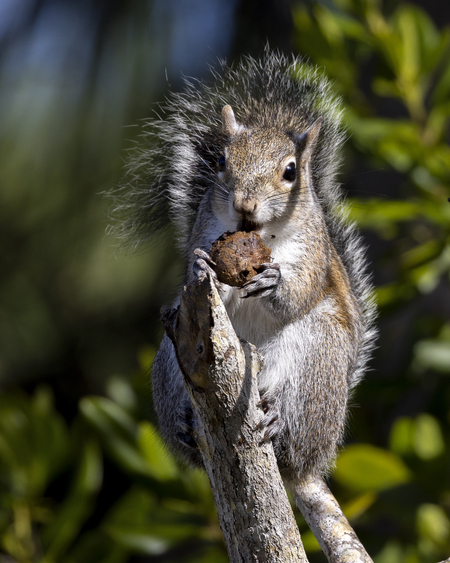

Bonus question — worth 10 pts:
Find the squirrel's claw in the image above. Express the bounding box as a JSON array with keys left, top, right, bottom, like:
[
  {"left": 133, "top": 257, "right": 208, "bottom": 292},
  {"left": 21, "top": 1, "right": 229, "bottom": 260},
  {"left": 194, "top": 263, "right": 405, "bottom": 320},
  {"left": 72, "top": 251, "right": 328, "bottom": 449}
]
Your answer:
[
  {"left": 193, "top": 257, "right": 217, "bottom": 280},
  {"left": 176, "top": 432, "right": 197, "bottom": 449},
  {"left": 240, "top": 263, "right": 281, "bottom": 298},
  {"left": 194, "top": 248, "right": 217, "bottom": 266},
  {"left": 193, "top": 248, "right": 217, "bottom": 280},
  {"left": 193, "top": 248, "right": 227, "bottom": 293},
  {"left": 176, "top": 401, "right": 198, "bottom": 450},
  {"left": 255, "top": 395, "right": 283, "bottom": 443}
]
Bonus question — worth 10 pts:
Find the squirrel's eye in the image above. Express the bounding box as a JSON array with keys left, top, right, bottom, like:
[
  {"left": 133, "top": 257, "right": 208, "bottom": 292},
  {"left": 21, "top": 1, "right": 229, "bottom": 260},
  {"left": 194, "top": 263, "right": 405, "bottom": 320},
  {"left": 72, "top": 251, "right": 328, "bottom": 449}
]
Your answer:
[
  {"left": 283, "top": 162, "right": 296, "bottom": 182},
  {"left": 218, "top": 154, "right": 226, "bottom": 171}
]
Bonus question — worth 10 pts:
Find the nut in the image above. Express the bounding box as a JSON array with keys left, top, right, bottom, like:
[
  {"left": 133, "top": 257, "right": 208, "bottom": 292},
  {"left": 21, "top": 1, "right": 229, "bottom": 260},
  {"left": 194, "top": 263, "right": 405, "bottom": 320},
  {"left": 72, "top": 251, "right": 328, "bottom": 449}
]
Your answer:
[{"left": 209, "top": 231, "right": 271, "bottom": 287}]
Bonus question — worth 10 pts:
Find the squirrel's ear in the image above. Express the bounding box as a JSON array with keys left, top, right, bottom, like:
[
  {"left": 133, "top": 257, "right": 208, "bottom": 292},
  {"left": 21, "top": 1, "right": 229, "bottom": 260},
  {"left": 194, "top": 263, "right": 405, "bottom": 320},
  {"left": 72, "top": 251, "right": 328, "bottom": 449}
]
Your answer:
[
  {"left": 222, "top": 105, "right": 243, "bottom": 136},
  {"left": 295, "top": 117, "right": 322, "bottom": 161}
]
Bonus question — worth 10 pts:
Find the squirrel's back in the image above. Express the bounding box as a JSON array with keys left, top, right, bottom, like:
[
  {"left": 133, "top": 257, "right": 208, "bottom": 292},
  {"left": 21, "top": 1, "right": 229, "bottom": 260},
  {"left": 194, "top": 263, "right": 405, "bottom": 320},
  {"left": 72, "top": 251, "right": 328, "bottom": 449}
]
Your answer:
[{"left": 112, "top": 50, "right": 377, "bottom": 389}]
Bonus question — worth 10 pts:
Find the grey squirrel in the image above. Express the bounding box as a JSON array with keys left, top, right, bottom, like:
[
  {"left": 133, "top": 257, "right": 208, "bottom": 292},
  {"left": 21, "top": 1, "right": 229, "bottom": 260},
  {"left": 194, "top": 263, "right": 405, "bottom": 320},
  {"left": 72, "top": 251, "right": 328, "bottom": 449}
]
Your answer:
[{"left": 114, "top": 51, "right": 377, "bottom": 484}]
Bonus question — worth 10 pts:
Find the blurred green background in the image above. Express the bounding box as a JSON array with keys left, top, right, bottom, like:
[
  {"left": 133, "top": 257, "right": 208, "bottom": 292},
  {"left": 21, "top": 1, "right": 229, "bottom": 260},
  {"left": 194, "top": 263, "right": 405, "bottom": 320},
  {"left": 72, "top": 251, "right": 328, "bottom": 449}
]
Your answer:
[{"left": 0, "top": 0, "right": 449, "bottom": 561}]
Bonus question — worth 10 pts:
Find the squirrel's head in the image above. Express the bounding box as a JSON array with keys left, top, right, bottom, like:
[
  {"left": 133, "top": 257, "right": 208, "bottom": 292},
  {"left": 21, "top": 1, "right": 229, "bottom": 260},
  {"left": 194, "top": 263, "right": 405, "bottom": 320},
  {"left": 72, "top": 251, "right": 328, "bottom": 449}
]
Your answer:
[{"left": 212, "top": 105, "right": 322, "bottom": 238}]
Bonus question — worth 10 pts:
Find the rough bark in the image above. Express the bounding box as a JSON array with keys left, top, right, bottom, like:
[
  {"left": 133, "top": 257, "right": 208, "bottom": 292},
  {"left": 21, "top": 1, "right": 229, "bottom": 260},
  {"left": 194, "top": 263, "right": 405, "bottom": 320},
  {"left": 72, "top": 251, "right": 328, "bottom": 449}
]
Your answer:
[
  {"left": 293, "top": 474, "right": 373, "bottom": 563},
  {"left": 162, "top": 271, "right": 380, "bottom": 563},
  {"left": 162, "top": 273, "right": 308, "bottom": 563}
]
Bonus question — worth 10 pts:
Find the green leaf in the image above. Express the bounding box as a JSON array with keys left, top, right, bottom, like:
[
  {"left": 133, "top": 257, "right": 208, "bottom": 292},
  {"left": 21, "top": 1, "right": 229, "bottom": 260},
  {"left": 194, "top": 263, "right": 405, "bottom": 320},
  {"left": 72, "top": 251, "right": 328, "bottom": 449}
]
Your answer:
[
  {"left": 414, "top": 339, "right": 450, "bottom": 373},
  {"left": 375, "top": 282, "right": 415, "bottom": 308},
  {"left": 389, "top": 414, "right": 445, "bottom": 461},
  {"left": 80, "top": 396, "right": 150, "bottom": 476},
  {"left": 103, "top": 529, "right": 170, "bottom": 555},
  {"left": 138, "top": 345, "right": 157, "bottom": 373},
  {"left": 432, "top": 44, "right": 450, "bottom": 104},
  {"left": 80, "top": 397, "right": 180, "bottom": 480},
  {"left": 41, "top": 438, "right": 103, "bottom": 562},
  {"left": 137, "top": 421, "right": 178, "bottom": 481},
  {"left": 334, "top": 444, "right": 411, "bottom": 492},
  {"left": 389, "top": 416, "right": 415, "bottom": 455},
  {"left": 391, "top": 6, "right": 421, "bottom": 82},
  {"left": 342, "top": 492, "right": 377, "bottom": 520},
  {"left": 345, "top": 199, "right": 421, "bottom": 234},
  {"left": 315, "top": 5, "right": 368, "bottom": 46},
  {"left": 401, "top": 240, "right": 441, "bottom": 269},
  {"left": 105, "top": 376, "right": 138, "bottom": 412},
  {"left": 404, "top": 5, "right": 449, "bottom": 74},
  {"left": 413, "top": 414, "right": 445, "bottom": 460},
  {"left": 346, "top": 115, "right": 423, "bottom": 170},
  {"left": 0, "top": 387, "right": 70, "bottom": 498},
  {"left": 417, "top": 504, "right": 450, "bottom": 546},
  {"left": 372, "top": 78, "right": 401, "bottom": 98},
  {"left": 373, "top": 540, "right": 406, "bottom": 563},
  {"left": 102, "top": 486, "right": 207, "bottom": 557},
  {"left": 80, "top": 396, "right": 137, "bottom": 440},
  {"left": 427, "top": 101, "right": 450, "bottom": 144}
]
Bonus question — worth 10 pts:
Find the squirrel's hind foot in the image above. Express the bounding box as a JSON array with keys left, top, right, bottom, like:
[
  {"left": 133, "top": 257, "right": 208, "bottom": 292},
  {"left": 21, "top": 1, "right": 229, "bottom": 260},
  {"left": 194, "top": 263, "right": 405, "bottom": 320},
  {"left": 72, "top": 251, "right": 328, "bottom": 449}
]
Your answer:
[
  {"left": 256, "top": 394, "right": 283, "bottom": 443},
  {"left": 176, "top": 400, "right": 198, "bottom": 449}
]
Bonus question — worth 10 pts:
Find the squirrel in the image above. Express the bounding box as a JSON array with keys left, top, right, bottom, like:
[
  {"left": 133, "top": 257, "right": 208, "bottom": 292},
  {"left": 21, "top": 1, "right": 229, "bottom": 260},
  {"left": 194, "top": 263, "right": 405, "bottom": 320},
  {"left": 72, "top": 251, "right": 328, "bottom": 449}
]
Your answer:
[{"left": 113, "top": 51, "right": 377, "bottom": 485}]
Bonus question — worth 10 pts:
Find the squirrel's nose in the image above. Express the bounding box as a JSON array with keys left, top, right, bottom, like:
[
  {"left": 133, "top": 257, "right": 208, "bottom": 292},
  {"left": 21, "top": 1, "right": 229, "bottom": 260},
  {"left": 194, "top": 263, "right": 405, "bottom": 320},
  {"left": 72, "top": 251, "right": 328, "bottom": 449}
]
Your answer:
[{"left": 233, "top": 195, "right": 258, "bottom": 216}]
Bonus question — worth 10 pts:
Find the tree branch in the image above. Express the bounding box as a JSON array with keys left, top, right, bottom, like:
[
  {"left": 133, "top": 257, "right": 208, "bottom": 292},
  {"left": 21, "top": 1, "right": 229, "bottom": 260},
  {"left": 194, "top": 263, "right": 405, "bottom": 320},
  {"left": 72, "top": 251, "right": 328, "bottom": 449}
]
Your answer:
[
  {"left": 162, "top": 271, "right": 379, "bottom": 563},
  {"left": 162, "top": 272, "right": 308, "bottom": 563},
  {"left": 293, "top": 475, "right": 373, "bottom": 563}
]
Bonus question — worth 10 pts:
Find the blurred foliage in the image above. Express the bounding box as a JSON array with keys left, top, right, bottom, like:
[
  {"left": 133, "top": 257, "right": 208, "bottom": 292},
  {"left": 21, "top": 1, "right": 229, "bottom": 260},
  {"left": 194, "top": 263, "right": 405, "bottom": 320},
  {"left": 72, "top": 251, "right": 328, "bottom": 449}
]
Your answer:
[
  {"left": 0, "top": 369, "right": 227, "bottom": 562},
  {"left": 0, "top": 0, "right": 450, "bottom": 562}
]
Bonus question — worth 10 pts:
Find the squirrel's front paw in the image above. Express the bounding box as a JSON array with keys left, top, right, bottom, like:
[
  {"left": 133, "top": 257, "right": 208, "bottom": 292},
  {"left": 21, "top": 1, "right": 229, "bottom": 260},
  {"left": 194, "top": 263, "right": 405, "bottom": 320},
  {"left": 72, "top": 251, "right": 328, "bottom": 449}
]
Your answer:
[
  {"left": 176, "top": 400, "right": 198, "bottom": 449},
  {"left": 240, "top": 263, "right": 281, "bottom": 299},
  {"left": 256, "top": 394, "right": 283, "bottom": 443},
  {"left": 193, "top": 248, "right": 226, "bottom": 293}
]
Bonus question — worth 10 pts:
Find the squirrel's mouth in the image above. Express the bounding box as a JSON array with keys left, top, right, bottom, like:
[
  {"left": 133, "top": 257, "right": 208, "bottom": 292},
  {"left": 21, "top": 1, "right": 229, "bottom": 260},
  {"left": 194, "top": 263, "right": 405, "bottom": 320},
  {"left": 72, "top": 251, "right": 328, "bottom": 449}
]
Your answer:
[{"left": 238, "top": 219, "right": 261, "bottom": 232}]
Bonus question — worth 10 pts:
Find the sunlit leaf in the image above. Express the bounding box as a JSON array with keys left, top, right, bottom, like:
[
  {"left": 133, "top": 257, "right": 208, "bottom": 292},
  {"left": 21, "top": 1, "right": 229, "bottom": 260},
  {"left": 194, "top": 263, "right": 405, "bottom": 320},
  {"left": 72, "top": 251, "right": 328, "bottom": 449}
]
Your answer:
[
  {"left": 391, "top": 6, "right": 421, "bottom": 83},
  {"left": 414, "top": 339, "right": 450, "bottom": 373},
  {"left": 103, "top": 529, "right": 170, "bottom": 555},
  {"left": 375, "top": 282, "right": 415, "bottom": 308},
  {"left": 342, "top": 492, "right": 377, "bottom": 520},
  {"left": 105, "top": 376, "right": 138, "bottom": 412},
  {"left": 137, "top": 422, "right": 179, "bottom": 481},
  {"left": 389, "top": 416, "right": 414, "bottom": 455},
  {"left": 401, "top": 240, "right": 441, "bottom": 269},
  {"left": 138, "top": 345, "right": 157, "bottom": 373},
  {"left": 373, "top": 540, "right": 406, "bottom": 563},
  {"left": 80, "top": 397, "right": 137, "bottom": 439},
  {"left": 372, "top": 78, "right": 401, "bottom": 98},
  {"left": 432, "top": 49, "right": 450, "bottom": 104},
  {"left": 334, "top": 444, "right": 411, "bottom": 492},
  {"left": 80, "top": 397, "right": 151, "bottom": 476},
  {"left": 345, "top": 199, "right": 421, "bottom": 233},
  {"left": 413, "top": 414, "right": 445, "bottom": 460},
  {"left": 427, "top": 101, "right": 450, "bottom": 145},
  {"left": 417, "top": 504, "right": 450, "bottom": 546}
]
